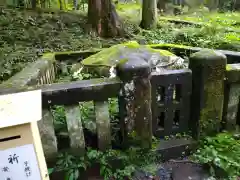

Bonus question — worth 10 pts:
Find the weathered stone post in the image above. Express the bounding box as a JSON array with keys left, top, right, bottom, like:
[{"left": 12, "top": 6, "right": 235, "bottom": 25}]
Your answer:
[
  {"left": 116, "top": 58, "right": 152, "bottom": 149},
  {"left": 223, "top": 64, "right": 240, "bottom": 131},
  {"left": 189, "top": 49, "right": 227, "bottom": 138}
]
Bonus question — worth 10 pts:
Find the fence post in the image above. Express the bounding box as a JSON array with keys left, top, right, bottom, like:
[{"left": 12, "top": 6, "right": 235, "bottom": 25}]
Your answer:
[
  {"left": 189, "top": 49, "right": 227, "bottom": 138},
  {"left": 116, "top": 58, "right": 152, "bottom": 149},
  {"left": 223, "top": 64, "right": 240, "bottom": 131}
]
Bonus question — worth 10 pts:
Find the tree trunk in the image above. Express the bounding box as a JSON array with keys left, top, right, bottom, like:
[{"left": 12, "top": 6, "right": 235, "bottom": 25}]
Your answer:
[
  {"left": 87, "top": 0, "right": 123, "bottom": 37},
  {"left": 233, "top": 0, "right": 240, "bottom": 11},
  {"left": 59, "top": 0, "right": 63, "bottom": 10},
  {"left": 157, "top": 0, "right": 167, "bottom": 13},
  {"left": 205, "top": 0, "right": 219, "bottom": 11},
  {"left": 140, "top": 0, "right": 157, "bottom": 29},
  {"left": 32, "top": 0, "right": 36, "bottom": 9},
  {"left": 17, "top": 0, "right": 25, "bottom": 8}
]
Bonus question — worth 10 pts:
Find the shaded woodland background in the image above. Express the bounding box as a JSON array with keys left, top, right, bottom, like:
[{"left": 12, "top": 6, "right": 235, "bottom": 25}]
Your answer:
[{"left": 0, "top": 0, "right": 239, "bottom": 81}]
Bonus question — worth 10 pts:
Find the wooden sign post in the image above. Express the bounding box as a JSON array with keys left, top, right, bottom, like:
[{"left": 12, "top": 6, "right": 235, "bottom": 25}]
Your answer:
[{"left": 0, "top": 90, "right": 49, "bottom": 180}]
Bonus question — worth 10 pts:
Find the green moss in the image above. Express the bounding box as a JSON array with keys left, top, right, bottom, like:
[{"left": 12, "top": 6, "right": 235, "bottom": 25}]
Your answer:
[
  {"left": 81, "top": 41, "right": 176, "bottom": 67},
  {"left": 147, "top": 43, "right": 192, "bottom": 49},
  {"left": 54, "top": 48, "right": 103, "bottom": 56},
  {"left": 41, "top": 53, "right": 56, "bottom": 62},
  {"left": 124, "top": 41, "right": 175, "bottom": 56},
  {"left": 165, "top": 12, "right": 240, "bottom": 28},
  {"left": 89, "top": 77, "right": 121, "bottom": 85},
  {"left": 118, "top": 58, "right": 128, "bottom": 65},
  {"left": 200, "top": 89, "right": 223, "bottom": 135},
  {"left": 41, "top": 52, "right": 55, "bottom": 58},
  {"left": 81, "top": 45, "right": 119, "bottom": 67},
  {"left": 226, "top": 64, "right": 240, "bottom": 71},
  {"left": 122, "top": 41, "right": 140, "bottom": 48},
  {"left": 199, "top": 67, "right": 225, "bottom": 136},
  {"left": 226, "top": 64, "right": 232, "bottom": 71},
  {"left": 72, "top": 41, "right": 178, "bottom": 77},
  {"left": 116, "top": 3, "right": 141, "bottom": 11},
  {"left": 150, "top": 49, "right": 175, "bottom": 56}
]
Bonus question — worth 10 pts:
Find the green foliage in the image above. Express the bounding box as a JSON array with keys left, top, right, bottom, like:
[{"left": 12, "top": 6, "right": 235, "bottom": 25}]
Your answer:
[
  {"left": 1, "top": 8, "right": 240, "bottom": 83},
  {"left": 50, "top": 144, "right": 161, "bottom": 180},
  {"left": 136, "top": 19, "right": 240, "bottom": 51},
  {"left": 116, "top": 1, "right": 141, "bottom": 21},
  {"left": 51, "top": 105, "right": 67, "bottom": 134},
  {"left": 0, "top": 9, "right": 124, "bottom": 83},
  {"left": 52, "top": 63, "right": 121, "bottom": 142},
  {"left": 192, "top": 133, "right": 240, "bottom": 179},
  {"left": 51, "top": 85, "right": 120, "bottom": 141},
  {"left": 51, "top": 97, "right": 119, "bottom": 140},
  {"left": 49, "top": 93, "right": 161, "bottom": 180},
  {"left": 53, "top": 153, "right": 87, "bottom": 180},
  {"left": 218, "top": 0, "right": 237, "bottom": 11},
  {"left": 168, "top": 12, "right": 240, "bottom": 32},
  {"left": 148, "top": 12, "right": 240, "bottom": 51},
  {"left": 3, "top": 0, "right": 87, "bottom": 11}
]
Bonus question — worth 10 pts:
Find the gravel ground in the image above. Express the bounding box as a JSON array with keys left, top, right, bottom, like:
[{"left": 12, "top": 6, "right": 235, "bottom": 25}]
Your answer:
[{"left": 132, "top": 158, "right": 210, "bottom": 180}]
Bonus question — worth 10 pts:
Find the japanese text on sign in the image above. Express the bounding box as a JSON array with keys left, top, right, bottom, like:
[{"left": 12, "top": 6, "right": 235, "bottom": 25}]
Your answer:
[{"left": 0, "top": 144, "right": 41, "bottom": 180}]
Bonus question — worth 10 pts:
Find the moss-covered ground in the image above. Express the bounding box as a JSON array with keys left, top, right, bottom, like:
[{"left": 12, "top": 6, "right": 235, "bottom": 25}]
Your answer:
[{"left": 1, "top": 5, "right": 240, "bottom": 83}]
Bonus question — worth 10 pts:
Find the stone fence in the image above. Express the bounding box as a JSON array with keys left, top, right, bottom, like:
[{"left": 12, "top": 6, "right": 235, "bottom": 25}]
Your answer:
[{"left": 0, "top": 44, "right": 240, "bottom": 164}]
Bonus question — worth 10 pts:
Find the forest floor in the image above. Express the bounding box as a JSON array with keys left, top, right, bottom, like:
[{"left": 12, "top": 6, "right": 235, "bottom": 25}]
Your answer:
[{"left": 50, "top": 157, "right": 211, "bottom": 180}]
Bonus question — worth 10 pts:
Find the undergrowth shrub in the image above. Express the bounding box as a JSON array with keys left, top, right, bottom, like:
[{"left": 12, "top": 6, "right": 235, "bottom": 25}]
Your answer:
[
  {"left": 0, "top": 9, "right": 125, "bottom": 82},
  {"left": 193, "top": 133, "right": 240, "bottom": 179},
  {"left": 50, "top": 139, "right": 161, "bottom": 180}
]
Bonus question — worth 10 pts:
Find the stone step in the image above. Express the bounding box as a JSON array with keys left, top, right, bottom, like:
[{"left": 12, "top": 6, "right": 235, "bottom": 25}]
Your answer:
[{"left": 156, "top": 138, "right": 197, "bottom": 161}]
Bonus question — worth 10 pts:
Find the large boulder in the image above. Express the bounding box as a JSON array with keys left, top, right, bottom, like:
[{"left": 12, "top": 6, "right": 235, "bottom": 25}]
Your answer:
[{"left": 71, "top": 41, "right": 186, "bottom": 78}]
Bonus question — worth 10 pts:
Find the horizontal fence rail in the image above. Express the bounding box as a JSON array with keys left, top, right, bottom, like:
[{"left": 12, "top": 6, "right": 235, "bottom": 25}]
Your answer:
[
  {"left": 41, "top": 78, "right": 122, "bottom": 107},
  {"left": 39, "top": 78, "right": 124, "bottom": 161}
]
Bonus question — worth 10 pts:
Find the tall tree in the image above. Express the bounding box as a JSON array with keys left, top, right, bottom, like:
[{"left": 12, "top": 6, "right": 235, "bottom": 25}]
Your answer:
[
  {"left": 233, "top": 0, "right": 240, "bottom": 10},
  {"left": 140, "top": 0, "right": 157, "bottom": 29},
  {"left": 87, "top": 0, "right": 123, "bottom": 37},
  {"left": 157, "top": 0, "right": 167, "bottom": 13},
  {"left": 31, "top": 0, "right": 37, "bottom": 9}
]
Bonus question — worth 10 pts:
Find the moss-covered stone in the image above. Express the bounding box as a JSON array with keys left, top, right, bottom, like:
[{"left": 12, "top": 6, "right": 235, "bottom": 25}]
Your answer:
[
  {"left": 81, "top": 41, "right": 175, "bottom": 66},
  {"left": 74, "top": 41, "right": 185, "bottom": 77},
  {"left": 224, "top": 63, "right": 240, "bottom": 131},
  {"left": 0, "top": 53, "right": 56, "bottom": 88},
  {"left": 189, "top": 49, "right": 227, "bottom": 137},
  {"left": 224, "top": 84, "right": 240, "bottom": 131},
  {"left": 226, "top": 64, "right": 240, "bottom": 83}
]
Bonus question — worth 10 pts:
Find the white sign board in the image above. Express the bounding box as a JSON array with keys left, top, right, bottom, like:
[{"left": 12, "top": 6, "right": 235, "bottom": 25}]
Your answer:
[
  {"left": 0, "top": 90, "right": 42, "bottom": 128},
  {"left": 0, "top": 144, "right": 41, "bottom": 180}
]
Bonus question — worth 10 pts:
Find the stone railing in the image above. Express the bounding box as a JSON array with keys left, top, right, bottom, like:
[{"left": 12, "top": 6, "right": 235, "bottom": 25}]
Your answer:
[{"left": 0, "top": 44, "right": 240, "bottom": 164}]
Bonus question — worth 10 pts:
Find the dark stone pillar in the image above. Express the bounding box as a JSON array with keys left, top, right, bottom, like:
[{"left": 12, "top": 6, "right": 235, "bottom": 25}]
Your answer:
[
  {"left": 189, "top": 49, "right": 227, "bottom": 138},
  {"left": 117, "top": 58, "right": 152, "bottom": 149}
]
